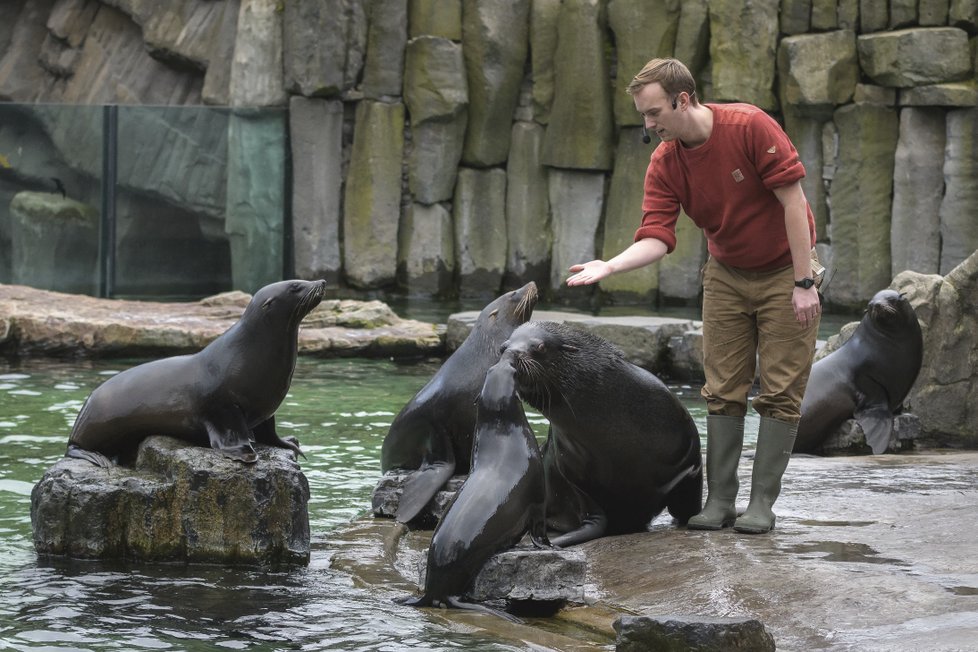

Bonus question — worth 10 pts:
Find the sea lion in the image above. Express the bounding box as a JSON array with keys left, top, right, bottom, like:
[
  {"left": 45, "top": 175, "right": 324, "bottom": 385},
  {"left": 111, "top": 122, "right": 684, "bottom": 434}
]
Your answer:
[
  {"left": 501, "top": 321, "right": 703, "bottom": 547},
  {"left": 66, "top": 279, "right": 327, "bottom": 467},
  {"left": 380, "top": 282, "right": 538, "bottom": 523},
  {"left": 395, "top": 359, "right": 550, "bottom": 620},
  {"left": 795, "top": 289, "right": 923, "bottom": 455}
]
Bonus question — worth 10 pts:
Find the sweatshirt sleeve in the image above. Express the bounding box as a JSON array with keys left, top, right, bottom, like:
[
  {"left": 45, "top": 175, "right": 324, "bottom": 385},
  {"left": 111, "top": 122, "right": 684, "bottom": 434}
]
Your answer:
[
  {"left": 633, "top": 154, "right": 681, "bottom": 252},
  {"left": 749, "top": 111, "right": 807, "bottom": 190}
]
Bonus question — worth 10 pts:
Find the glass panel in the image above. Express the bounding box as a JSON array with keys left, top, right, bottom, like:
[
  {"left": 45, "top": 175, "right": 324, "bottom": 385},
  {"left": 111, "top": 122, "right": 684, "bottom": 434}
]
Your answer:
[
  {"left": 0, "top": 103, "right": 288, "bottom": 300},
  {"left": 114, "top": 105, "right": 287, "bottom": 299},
  {"left": 0, "top": 103, "right": 103, "bottom": 295}
]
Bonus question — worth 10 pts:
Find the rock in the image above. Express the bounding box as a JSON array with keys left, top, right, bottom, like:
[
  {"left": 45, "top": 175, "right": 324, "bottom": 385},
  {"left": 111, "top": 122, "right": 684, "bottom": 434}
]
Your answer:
[
  {"left": 397, "top": 202, "right": 455, "bottom": 296},
  {"left": 938, "top": 107, "right": 978, "bottom": 275},
  {"left": 607, "top": 0, "right": 680, "bottom": 127},
  {"left": 823, "top": 102, "right": 899, "bottom": 309},
  {"left": 820, "top": 413, "right": 921, "bottom": 455},
  {"left": 0, "top": 284, "right": 443, "bottom": 358},
  {"left": 289, "top": 97, "right": 344, "bottom": 283},
  {"left": 283, "top": 0, "right": 365, "bottom": 97},
  {"left": 673, "top": 0, "right": 709, "bottom": 85},
  {"left": 469, "top": 545, "right": 587, "bottom": 607},
  {"left": 548, "top": 169, "right": 604, "bottom": 296},
  {"left": 403, "top": 35, "right": 468, "bottom": 204},
  {"left": 504, "top": 121, "right": 551, "bottom": 288},
  {"left": 598, "top": 127, "right": 658, "bottom": 301},
  {"left": 361, "top": 0, "right": 407, "bottom": 100},
  {"left": 857, "top": 28, "right": 972, "bottom": 88},
  {"left": 891, "top": 108, "right": 945, "bottom": 277},
  {"left": 528, "top": 0, "right": 559, "bottom": 124},
  {"left": 777, "top": 30, "right": 858, "bottom": 119},
  {"left": 446, "top": 309, "right": 700, "bottom": 378},
  {"left": 614, "top": 614, "right": 776, "bottom": 652},
  {"left": 900, "top": 80, "right": 978, "bottom": 107},
  {"left": 708, "top": 0, "right": 779, "bottom": 110},
  {"left": 452, "top": 167, "right": 507, "bottom": 296},
  {"left": 228, "top": 0, "right": 286, "bottom": 107},
  {"left": 780, "top": 0, "right": 811, "bottom": 34},
  {"left": 894, "top": 251, "right": 978, "bottom": 448},
  {"left": 540, "top": 0, "right": 614, "bottom": 170},
  {"left": 371, "top": 471, "right": 464, "bottom": 524},
  {"left": 460, "top": 0, "right": 530, "bottom": 167},
  {"left": 342, "top": 100, "right": 405, "bottom": 289},
  {"left": 408, "top": 0, "right": 461, "bottom": 39},
  {"left": 30, "top": 436, "right": 310, "bottom": 566}
]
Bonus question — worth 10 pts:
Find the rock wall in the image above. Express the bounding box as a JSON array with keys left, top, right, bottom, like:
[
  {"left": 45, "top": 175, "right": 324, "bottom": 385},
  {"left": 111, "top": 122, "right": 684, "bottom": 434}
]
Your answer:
[{"left": 0, "top": 0, "right": 976, "bottom": 308}]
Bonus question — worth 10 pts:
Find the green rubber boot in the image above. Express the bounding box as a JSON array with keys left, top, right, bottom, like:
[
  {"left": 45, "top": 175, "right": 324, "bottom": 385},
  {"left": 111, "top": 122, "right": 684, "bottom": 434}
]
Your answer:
[
  {"left": 687, "top": 415, "right": 744, "bottom": 530},
  {"left": 734, "top": 416, "right": 798, "bottom": 534}
]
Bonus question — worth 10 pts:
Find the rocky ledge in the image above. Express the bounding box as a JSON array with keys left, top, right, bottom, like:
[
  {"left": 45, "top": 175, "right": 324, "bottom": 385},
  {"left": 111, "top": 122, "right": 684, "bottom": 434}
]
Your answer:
[
  {"left": 31, "top": 436, "right": 310, "bottom": 567},
  {"left": 0, "top": 283, "right": 444, "bottom": 358}
]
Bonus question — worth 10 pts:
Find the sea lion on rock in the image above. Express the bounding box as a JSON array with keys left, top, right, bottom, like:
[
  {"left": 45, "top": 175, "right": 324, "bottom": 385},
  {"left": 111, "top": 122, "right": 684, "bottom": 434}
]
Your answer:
[
  {"left": 380, "top": 282, "right": 538, "bottom": 524},
  {"left": 66, "top": 279, "right": 327, "bottom": 467},
  {"left": 501, "top": 321, "right": 703, "bottom": 547},
  {"left": 396, "top": 359, "right": 550, "bottom": 620},
  {"left": 795, "top": 289, "right": 923, "bottom": 455}
]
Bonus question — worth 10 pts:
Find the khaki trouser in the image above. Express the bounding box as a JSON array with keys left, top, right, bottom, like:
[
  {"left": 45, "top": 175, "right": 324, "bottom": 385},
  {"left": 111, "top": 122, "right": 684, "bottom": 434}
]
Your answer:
[{"left": 700, "top": 257, "right": 819, "bottom": 423}]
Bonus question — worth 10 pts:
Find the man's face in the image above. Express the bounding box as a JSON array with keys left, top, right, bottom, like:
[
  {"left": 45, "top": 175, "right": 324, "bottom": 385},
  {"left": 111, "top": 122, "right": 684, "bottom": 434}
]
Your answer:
[{"left": 634, "top": 82, "right": 679, "bottom": 142}]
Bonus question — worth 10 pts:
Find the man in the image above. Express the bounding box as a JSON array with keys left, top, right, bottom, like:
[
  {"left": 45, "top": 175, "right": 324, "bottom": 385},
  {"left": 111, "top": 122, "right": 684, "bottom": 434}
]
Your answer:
[{"left": 566, "top": 58, "right": 821, "bottom": 534}]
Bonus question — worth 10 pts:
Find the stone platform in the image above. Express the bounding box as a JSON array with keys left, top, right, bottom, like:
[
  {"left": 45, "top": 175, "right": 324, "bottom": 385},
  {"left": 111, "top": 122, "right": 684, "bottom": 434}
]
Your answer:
[{"left": 31, "top": 436, "right": 310, "bottom": 567}]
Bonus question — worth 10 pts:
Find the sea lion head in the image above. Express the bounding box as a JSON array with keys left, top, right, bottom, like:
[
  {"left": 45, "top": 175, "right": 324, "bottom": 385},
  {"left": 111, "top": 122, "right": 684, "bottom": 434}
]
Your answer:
[
  {"left": 499, "top": 321, "right": 621, "bottom": 411},
  {"left": 866, "top": 289, "right": 918, "bottom": 335},
  {"left": 246, "top": 279, "right": 327, "bottom": 330},
  {"left": 477, "top": 281, "right": 539, "bottom": 332}
]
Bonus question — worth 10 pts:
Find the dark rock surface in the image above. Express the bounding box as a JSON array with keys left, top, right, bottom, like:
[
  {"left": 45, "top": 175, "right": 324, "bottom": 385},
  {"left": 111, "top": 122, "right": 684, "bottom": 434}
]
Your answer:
[
  {"left": 31, "top": 435, "right": 310, "bottom": 566},
  {"left": 614, "top": 614, "right": 776, "bottom": 652}
]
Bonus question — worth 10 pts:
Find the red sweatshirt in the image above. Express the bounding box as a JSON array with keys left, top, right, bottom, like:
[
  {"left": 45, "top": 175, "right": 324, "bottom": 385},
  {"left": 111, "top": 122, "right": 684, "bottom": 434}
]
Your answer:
[{"left": 634, "top": 103, "right": 815, "bottom": 272}]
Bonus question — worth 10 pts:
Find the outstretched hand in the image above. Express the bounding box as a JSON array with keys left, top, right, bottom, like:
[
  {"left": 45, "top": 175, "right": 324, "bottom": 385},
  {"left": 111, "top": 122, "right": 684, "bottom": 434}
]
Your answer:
[{"left": 566, "top": 260, "right": 613, "bottom": 286}]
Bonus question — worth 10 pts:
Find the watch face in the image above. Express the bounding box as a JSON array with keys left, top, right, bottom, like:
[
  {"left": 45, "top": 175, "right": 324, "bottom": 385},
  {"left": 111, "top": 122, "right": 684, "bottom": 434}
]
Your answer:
[{"left": 795, "top": 278, "right": 815, "bottom": 289}]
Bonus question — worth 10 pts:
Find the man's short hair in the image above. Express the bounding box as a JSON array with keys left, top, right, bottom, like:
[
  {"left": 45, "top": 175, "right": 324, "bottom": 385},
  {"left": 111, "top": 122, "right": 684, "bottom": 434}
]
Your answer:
[{"left": 626, "top": 58, "right": 698, "bottom": 103}]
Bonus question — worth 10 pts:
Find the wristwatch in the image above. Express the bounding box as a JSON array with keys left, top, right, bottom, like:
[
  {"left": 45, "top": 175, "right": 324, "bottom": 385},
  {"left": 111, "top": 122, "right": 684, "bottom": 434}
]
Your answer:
[{"left": 794, "top": 277, "right": 816, "bottom": 289}]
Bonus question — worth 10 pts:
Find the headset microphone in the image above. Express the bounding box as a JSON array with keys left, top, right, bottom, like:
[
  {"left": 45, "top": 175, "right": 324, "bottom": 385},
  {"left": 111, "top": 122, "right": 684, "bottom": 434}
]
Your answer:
[{"left": 641, "top": 125, "right": 651, "bottom": 144}]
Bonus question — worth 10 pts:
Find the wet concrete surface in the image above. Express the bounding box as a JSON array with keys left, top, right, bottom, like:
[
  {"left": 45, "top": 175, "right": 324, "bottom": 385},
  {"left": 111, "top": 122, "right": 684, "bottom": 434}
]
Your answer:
[{"left": 334, "top": 451, "right": 978, "bottom": 651}]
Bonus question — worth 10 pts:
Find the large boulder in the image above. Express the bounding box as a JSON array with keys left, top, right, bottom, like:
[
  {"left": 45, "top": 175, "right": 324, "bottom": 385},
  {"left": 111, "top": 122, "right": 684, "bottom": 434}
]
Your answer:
[
  {"left": 452, "top": 167, "right": 507, "bottom": 296},
  {"left": 857, "top": 28, "right": 972, "bottom": 88},
  {"left": 540, "top": 0, "right": 614, "bottom": 170},
  {"left": 708, "top": 0, "right": 779, "bottom": 110},
  {"left": 228, "top": 0, "right": 286, "bottom": 107},
  {"left": 777, "top": 30, "right": 858, "bottom": 119},
  {"left": 31, "top": 436, "right": 310, "bottom": 566},
  {"left": 939, "top": 108, "right": 978, "bottom": 275},
  {"left": 361, "top": 0, "right": 407, "bottom": 100},
  {"left": 459, "top": 0, "right": 530, "bottom": 167},
  {"left": 894, "top": 250, "right": 978, "bottom": 448},
  {"left": 504, "top": 121, "right": 551, "bottom": 288},
  {"left": 282, "top": 0, "right": 366, "bottom": 97}
]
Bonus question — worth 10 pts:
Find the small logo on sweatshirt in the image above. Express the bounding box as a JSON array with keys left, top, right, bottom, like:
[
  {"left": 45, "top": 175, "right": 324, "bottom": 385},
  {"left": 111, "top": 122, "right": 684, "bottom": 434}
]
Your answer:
[
  {"left": 731, "top": 168, "right": 744, "bottom": 182},
  {"left": 767, "top": 145, "right": 777, "bottom": 154}
]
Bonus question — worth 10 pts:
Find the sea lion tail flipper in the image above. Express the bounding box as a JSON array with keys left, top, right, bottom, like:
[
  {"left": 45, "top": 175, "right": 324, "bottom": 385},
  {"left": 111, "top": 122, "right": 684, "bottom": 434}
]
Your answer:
[
  {"left": 855, "top": 404, "right": 895, "bottom": 455},
  {"left": 445, "top": 596, "right": 523, "bottom": 624},
  {"left": 394, "top": 459, "right": 455, "bottom": 523},
  {"left": 66, "top": 443, "right": 113, "bottom": 468}
]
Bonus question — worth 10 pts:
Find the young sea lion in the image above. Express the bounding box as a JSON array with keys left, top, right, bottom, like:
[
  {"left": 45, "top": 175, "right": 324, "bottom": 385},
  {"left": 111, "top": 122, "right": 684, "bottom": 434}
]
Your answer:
[{"left": 396, "top": 359, "right": 549, "bottom": 621}]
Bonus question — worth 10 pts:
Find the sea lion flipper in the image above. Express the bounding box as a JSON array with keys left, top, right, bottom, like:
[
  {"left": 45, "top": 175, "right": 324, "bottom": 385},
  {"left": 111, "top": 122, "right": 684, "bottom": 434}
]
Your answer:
[
  {"left": 855, "top": 404, "right": 895, "bottom": 455},
  {"left": 66, "top": 443, "right": 113, "bottom": 467},
  {"left": 252, "top": 416, "right": 305, "bottom": 459},
  {"left": 394, "top": 459, "right": 456, "bottom": 523},
  {"left": 204, "top": 415, "right": 258, "bottom": 464},
  {"left": 445, "top": 596, "right": 523, "bottom": 624}
]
